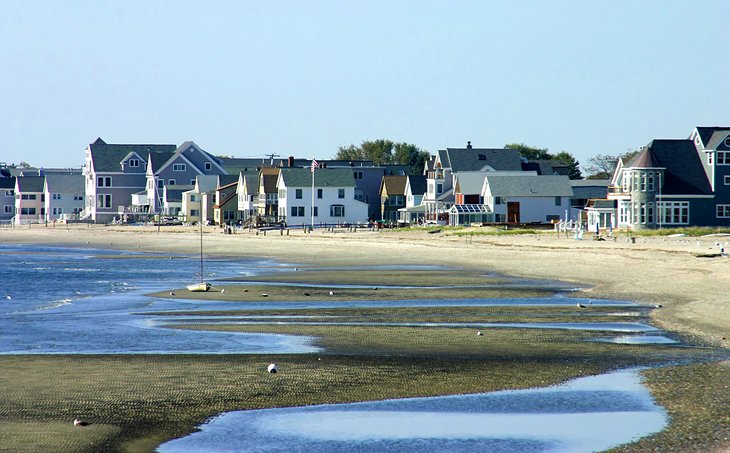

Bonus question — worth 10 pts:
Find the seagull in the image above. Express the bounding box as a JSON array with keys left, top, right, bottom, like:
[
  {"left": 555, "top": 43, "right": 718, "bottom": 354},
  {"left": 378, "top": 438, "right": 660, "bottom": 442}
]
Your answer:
[
  {"left": 373, "top": 287, "right": 378, "bottom": 291},
  {"left": 220, "top": 288, "right": 225, "bottom": 293},
  {"left": 267, "top": 363, "right": 277, "bottom": 373},
  {"left": 654, "top": 304, "right": 663, "bottom": 308},
  {"left": 329, "top": 291, "right": 335, "bottom": 296},
  {"left": 261, "top": 293, "right": 268, "bottom": 297},
  {"left": 5, "top": 295, "right": 10, "bottom": 300},
  {"left": 477, "top": 331, "right": 483, "bottom": 336},
  {"left": 73, "top": 418, "right": 88, "bottom": 427},
  {"left": 169, "top": 292, "right": 175, "bottom": 296},
  {"left": 577, "top": 302, "right": 586, "bottom": 309}
]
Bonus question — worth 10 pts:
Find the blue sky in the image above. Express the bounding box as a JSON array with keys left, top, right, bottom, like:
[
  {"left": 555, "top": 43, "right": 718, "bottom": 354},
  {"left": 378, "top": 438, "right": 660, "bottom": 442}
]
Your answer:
[{"left": 2, "top": 1, "right": 729, "bottom": 170}]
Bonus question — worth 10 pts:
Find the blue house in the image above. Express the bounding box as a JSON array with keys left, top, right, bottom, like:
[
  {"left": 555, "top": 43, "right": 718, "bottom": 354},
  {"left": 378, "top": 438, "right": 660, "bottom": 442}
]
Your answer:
[{"left": 591, "top": 126, "right": 730, "bottom": 230}]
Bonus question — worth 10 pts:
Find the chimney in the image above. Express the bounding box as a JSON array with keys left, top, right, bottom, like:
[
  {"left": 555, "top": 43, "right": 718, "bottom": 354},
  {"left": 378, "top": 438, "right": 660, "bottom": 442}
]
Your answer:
[
  {"left": 466, "top": 141, "right": 472, "bottom": 149},
  {"left": 288, "top": 156, "right": 294, "bottom": 167}
]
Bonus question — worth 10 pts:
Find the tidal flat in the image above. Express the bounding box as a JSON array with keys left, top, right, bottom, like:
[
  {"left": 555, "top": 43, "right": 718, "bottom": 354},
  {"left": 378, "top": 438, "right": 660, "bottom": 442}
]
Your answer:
[{"left": 0, "top": 237, "right": 728, "bottom": 452}]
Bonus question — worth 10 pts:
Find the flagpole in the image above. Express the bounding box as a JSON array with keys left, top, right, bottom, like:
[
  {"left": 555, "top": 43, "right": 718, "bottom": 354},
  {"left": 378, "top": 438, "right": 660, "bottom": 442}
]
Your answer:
[{"left": 311, "top": 159, "right": 316, "bottom": 230}]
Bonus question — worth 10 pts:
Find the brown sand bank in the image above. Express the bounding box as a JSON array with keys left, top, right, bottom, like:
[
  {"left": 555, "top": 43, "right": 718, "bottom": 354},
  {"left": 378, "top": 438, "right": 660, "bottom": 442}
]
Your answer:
[{"left": 2, "top": 224, "right": 728, "bottom": 347}]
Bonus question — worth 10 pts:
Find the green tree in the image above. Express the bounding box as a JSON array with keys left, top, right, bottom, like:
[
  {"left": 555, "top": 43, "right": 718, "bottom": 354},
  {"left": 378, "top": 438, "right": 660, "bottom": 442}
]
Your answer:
[
  {"left": 393, "top": 143, "right": 430, "bottom": 175},
  {"left": 504, "top": 143, "right": 552, "bottom": 160},
  {"left": 552, "top": 151, "right": 582, "bottom": 180},
  {"left": 336, "top": 140, "right": 429, "bottom": 174}
]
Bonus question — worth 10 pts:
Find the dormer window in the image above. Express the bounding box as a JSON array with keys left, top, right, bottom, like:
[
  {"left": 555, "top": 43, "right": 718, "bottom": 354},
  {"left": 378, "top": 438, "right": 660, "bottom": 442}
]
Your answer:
[
  {"left": 477, "top": 154, "right": 486, "bottom": 160},
  {"left": 725, "top": 137, "right": 730, "bottom": 147},
  {"left": 128, "top": 159, "right": 140, "bottom": 167}
]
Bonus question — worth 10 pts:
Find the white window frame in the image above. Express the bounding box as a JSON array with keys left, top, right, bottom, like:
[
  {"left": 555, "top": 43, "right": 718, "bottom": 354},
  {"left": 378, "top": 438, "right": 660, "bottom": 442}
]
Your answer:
[
  {"left": 205, "top": 162, "right": 212, "bottom": 171},
  {"left": 290, "top": 206, "right": 305, "bottom": 217},
  {"left": 173, "top": 163, "right": 186, "bottom": 171},
  {"left": 295, "top": 189, "right": 303, "bottom": 199},
  {"left": 330, "top": 204, "right": 345, "bottom": 217},
  {"left": 4, "top": 205, "right": 12, "bottom": 214},
  {"left": 718, "top": 151, "right": 729, "bottom": 165},
  {"left": 128, "top": 159, "right": 140, "bottom": 167},
  {"left": 724, "top": 175, "right": 730, "bottom": 186},
  {"left": 97, "top": 176, "right": 112, "bottom": 187},
  {"left": 659, "top": 201, "right": 689, "bottom": 225},
  {"left": 338, "top": 188, "right": 345, "bottom": 199},
  {"left": 97, "top": 194, "right": 112, "bottom": 209},
  {"left": 169, "top": 179, "right": 176, "bottom": 186},
  {"left": 717, "top": 204, "right": 730, "bottom": 218}
]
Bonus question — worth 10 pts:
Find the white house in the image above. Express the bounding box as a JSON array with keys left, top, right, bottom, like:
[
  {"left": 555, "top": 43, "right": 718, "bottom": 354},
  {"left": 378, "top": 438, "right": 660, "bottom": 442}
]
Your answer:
[
  {"left": 43, "top": 173, "right": 85, "bottom": 221},
  {"left": 482, "top": 175, "right": 574, "bottom": 223},
  {"left": 14, "top": 175, "right": 45, "bottom": 225},
  {"left": 277, "top": 168, "right": 368, "bottom": 226},
  {"left": 398, "top": 175, "right": 427, "bottom": 224},
  {"left": 236, "top": 171, "right": 259, "bottom": 224}
]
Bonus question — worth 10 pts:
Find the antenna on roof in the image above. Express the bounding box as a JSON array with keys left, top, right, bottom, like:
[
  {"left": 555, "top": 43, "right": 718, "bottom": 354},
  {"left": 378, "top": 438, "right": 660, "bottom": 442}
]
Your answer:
[{"left": 265, "top": 153, "right": 281, "bottom": 166}]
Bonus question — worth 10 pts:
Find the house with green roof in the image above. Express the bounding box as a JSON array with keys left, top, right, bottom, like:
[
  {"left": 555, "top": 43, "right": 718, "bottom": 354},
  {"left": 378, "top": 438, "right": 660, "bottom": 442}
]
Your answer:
[
  {"left": 277, "top": 168, "right": 368, "bottom": 226},
  {"left": 14, "top": 175, "right": 45, "bottom": 224},
  {"left": 83, "top": 137, "right": 176, "bottom": 223}
]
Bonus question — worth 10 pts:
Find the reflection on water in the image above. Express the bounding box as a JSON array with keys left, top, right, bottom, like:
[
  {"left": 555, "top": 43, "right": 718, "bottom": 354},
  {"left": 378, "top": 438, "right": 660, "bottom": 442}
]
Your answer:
[
  {"left": 157, "top": 319, "right": 659, "bottom": 333},
  {"left": 159, "top": 368, "right": 667, "bottom": 453}
]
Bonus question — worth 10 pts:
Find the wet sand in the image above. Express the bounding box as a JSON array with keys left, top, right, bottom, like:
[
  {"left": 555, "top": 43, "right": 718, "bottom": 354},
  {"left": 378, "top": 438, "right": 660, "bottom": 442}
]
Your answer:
[{"left": 2, "top": 224, "right": 728, "bottom": 347}]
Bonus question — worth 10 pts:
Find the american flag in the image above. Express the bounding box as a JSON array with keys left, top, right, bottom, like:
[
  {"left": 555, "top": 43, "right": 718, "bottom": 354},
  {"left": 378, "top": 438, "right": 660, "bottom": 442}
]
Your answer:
[{"left": 310, "top": 159, "right": 319, "bottom": 172}]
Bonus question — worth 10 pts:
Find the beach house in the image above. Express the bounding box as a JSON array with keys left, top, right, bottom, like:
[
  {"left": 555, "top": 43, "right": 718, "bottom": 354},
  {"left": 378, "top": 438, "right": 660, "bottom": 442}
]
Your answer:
[
  {"left": 0, "top": 175, "right": 15, "bottom": 223},
  {"left": 84, "top": 138, "right": 176, "bottom": 223},
  {"left": 589, "top": 126, "right": 730, "bottom": 230},
  {"left": 276, "top": 167, "right": 368, "bottom": 226},
  {"left": 43, "top": 173, "right": 85, "bottom": 221},
  {"left": 379, "top": 175, "right": 407, "bottom": 223}
]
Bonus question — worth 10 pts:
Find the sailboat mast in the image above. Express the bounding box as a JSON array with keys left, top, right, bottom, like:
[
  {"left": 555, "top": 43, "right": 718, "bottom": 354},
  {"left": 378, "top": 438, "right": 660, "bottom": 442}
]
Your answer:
[{"left": 199, "top": 220, "right": 204, "bottom": 282}]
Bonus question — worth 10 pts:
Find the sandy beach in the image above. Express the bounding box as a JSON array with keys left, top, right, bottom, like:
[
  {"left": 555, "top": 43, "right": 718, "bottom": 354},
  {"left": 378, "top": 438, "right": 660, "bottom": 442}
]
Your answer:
[{"left": 2, "top": 224, "right": 728, "bottom": 347}]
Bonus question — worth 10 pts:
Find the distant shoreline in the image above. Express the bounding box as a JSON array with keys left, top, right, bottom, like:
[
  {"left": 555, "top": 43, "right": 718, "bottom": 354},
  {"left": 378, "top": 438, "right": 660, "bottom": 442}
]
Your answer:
[{"left": 3, "top": 224, "right": 728, "bottom": 348}]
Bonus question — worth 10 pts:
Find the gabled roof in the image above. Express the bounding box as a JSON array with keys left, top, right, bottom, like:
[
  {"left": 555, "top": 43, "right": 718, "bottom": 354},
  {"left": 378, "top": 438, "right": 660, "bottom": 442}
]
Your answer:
[
  {"left": 381, "top": 175, "right": 407, "bottom": 196},
  {"left": 260, "top": 168, "right": 280, "bottom": 194},
  {"left": 194, "top": 175, "right": 219, "bottom": 193},
  {"left": 148, "top": 151, "right": 175, "bottom": 173},
  {"left": 87, "top": 139, "right": 176, "bottom": 173},
  {"left": 625, "top": 147, "right": 661, "bottom": 168},
  {"left": 219, "top": 157, "right": 267, "bottom": 174},
  {"left": 704, "top": 130, "right": 730, "bottom": 150},
  {"left": 217, "top": 175, "right": 239, "bottom": 187},
  {"left": 16, "top": 176, "right": 45, "bottom": 193},
  {"left": 239, "top": 171, "right": 259, "bottom": 194},
  {"left": 571, "top": 179, "right": 610, "bottom": 199},
  {"left": 694, "top": 127, "right": 730, "bottom": 148},
  {"left": 279, "top": 168, "right": 355, "bottom": 188},
  {"left": 484, "top": 175, "right": 573, "bottom": 197},
  {"left": 406, "top": 175, "right": 427, "bottom": 195},
  {"left": 44, "top": 173, "right": 84, "bottom": 193},
  {"left": 639, "top": 139, "right": 712, "bottom": 195},
  {"left": 454, "top": 172, "right": 487, "bottom": 194},
  {"left": 441, "top": 147, "right": 523, "bottom": 172}
]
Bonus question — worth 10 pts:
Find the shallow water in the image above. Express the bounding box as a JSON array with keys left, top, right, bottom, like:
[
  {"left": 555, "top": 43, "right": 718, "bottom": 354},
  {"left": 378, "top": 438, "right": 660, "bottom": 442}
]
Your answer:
[
  {"left": 0, "top": 244, "right": 645, "bottom": 354},
  {"left": 156, "top": 318, "right": 659, "bottom": 333},
  {"left": 158, "top": 368, "right": 667, "bottom": 453}
]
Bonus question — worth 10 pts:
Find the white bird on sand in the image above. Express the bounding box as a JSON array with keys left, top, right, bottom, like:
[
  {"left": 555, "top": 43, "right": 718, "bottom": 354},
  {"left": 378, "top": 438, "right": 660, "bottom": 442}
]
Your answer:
[
  {"left": 654, "top": 304, "right": 663, "bottom": 308},
  {"left": 220, "top": 288, "right": 225, "bottom": 293},
  {"left": 261, "top": 293, "right": 268, "bottom": 297},
  {"left": 73, "top": 418, "right": 88, "bottom": 427},
  {"left": 477, "top": 331, "right": 483, "bottom": 336},
  {"left": 169, "top": 292, "right": 175, "bottom": 296},
  {"left": 267, "top": 363, "right": 277, "bottom": 373},
  {"left": 329, "top": 291, "right": 335, "bottom": 296},
  {"left": 577, "top": 302, "right": 586, "bottom": 309},
  {"left": 5, "top": 295, "right": 10, "bottom": 300}
]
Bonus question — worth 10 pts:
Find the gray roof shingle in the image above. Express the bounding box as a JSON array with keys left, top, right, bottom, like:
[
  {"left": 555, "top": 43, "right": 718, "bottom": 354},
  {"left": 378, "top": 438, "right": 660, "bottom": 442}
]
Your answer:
[
  {"left": 44, "top": 174, "right": 84, "bottom": 194},
  {"left": 88, "top": 140, "right": 176, "bottom": 173},
  {"left": 16, "top": 176, "right": 45, "bottom": 193},
  {"left": 442, "top": 148, "right": 523, "bottom": 172},
  {"left": 485, "top": 175, "right": 574, "bottom": 197},
  {"left": 280, "top": 168, "right": 355, "bottom": 188},
  {"left": 640, "top": 139, "right": 712, "bottom": 195}
]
